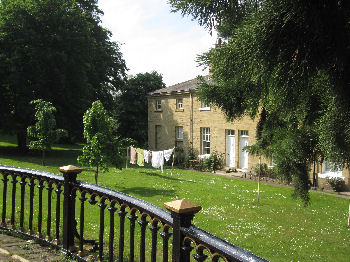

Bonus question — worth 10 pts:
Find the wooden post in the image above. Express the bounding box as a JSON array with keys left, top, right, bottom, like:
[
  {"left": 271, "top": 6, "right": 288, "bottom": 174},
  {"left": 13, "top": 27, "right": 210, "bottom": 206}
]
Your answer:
[
  {"left": 126, "top": 147, "right": 128, "bottom": 169},
  {"left": 258, "top": 156, "right": 261, "bottom": 204},
  {"left": 348, "top": 202, "right": 350, "bottom": 226},
  {"left": 172, "top": 147, "right": 176, "bottom": 170},
  {"left": 59, "top": 165, "right": 82, "bottom": 251},
  {"left": 164, "top": 199, "right": 201, "bottom": 262}
]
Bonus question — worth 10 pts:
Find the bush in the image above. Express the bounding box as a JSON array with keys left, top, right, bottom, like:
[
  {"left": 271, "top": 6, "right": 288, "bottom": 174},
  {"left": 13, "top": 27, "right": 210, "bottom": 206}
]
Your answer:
[
  {"left": 253, "top": 163, "right": 277, "bottom": 178},
  {"left": 173, "top": 147, "right": 185, "bottom": 167},
  {"left": 184, "top": 148, "right": 198, "bottom": 168},
  {"left": 326, "top": 177, "right": 345, "bottom": 192},
  {"left": 203, "top": 152, "right": 223, "bottom": 172}
]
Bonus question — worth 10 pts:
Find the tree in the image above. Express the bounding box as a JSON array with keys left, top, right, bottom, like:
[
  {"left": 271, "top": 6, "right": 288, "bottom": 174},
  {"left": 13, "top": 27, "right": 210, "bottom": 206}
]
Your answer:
[
  {"left": 170, "top": 0, "right": 350, "bottom": 204},
  {"left": 78, "top": 100, "right": 130, "bottom": 185},
  {"left": 0, "top": 0, "right": 126, "bottom": 148},
  {"left": 115, "top": 72, "right": 166, "bottom": 147},
  {"left": 27, "top": 100, "right": 67, "bottom": 166}
]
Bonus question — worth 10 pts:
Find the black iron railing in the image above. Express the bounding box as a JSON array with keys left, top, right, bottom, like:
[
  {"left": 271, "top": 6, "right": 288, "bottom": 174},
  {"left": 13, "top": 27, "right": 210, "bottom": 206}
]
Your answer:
[{"left": 0, "top": 164, "right": 268, "bottom": 262}]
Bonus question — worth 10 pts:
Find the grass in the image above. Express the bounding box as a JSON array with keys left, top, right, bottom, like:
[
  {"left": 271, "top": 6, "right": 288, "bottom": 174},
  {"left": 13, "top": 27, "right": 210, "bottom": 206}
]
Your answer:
[{"left": 0, "top": 135, "right": 349, "bottom": 261}]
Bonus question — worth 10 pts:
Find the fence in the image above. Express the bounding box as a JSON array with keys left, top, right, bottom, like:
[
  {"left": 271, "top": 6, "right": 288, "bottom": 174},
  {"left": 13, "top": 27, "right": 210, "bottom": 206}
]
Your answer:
[{"left": 0, "top": 164, "right": 268, "bottom": 262}]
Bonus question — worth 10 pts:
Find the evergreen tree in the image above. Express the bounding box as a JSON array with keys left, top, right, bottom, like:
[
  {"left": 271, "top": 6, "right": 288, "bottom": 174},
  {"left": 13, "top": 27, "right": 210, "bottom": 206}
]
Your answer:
[{"left": 170, "top": 0, "right": 350, "bottom": 204}]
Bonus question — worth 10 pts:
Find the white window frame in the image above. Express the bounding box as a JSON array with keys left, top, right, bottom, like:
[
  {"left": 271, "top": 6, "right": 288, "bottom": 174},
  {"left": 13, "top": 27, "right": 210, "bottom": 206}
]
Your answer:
[
  {"left": 239, "top": 130, "right": 249, "bottom": 137},
  {"left": 319, "top": 160, "right": 343, "bottom": 179},
  {"left": 155, "top": 100, "right": 162, "bottom": 111},
  {"left": 200, "top": 101, "right": 210, "bottom": 111},
  {"left": 201, "top": 127, "right": 210, "bottom": 155},
  {"left": 176, "top": 99, "right": 183, "bottom": 109},
  {"left": 176, "top": 126, "right": 183, "bottom": 140},
  {"left": 227, "top": 130, "right": 235, "bottom": 136}
]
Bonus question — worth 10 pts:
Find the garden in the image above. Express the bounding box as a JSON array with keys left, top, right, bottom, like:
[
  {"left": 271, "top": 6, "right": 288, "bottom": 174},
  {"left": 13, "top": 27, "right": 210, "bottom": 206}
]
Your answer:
[{"left": 0, "top": 134, "right": 349, "bottom": 262}]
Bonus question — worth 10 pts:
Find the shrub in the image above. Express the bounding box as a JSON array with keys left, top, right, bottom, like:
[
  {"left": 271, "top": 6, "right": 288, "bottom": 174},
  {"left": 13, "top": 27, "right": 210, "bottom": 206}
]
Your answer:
[
  {"left": 184, "top": 148, "right": 198, "bottom": 168},
  {"left": 203, "top": 152, "right": 223, "bottom": 172},
  {"left": 326, "top": 177, "right": 345, "bottom": 192},
  {"left": 253, "top": 163, "right": 277, "bottom": 178},
  {"left": 173, "top": 147, "right": 185, "bottom": 167}
]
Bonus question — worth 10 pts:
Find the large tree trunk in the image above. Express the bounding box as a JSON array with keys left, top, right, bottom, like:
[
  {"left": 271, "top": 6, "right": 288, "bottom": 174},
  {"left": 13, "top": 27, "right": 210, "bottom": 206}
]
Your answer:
[{"left": 16, "top": 131, "right": 27, "bottom": 151}]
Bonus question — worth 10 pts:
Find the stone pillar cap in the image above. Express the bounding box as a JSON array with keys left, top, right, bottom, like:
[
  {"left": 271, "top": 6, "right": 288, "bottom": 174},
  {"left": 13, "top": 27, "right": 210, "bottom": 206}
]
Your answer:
[
  {"left": 59, "top": 165, "right": 83, "bottom": 174},
  {"left": 164, "top": 199, "right": 202, "bottom": 214}
]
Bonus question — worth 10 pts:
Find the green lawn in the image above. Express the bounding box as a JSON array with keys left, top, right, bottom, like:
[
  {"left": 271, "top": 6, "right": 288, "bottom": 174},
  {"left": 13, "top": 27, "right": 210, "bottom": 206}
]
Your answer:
[{"left": 0, "top": 137, "right": 349, "bottom": 261}]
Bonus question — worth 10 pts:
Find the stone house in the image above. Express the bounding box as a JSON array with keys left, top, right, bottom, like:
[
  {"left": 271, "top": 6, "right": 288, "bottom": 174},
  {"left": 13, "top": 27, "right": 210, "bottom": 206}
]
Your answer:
[
  {"left": 147, "top": 76, "right": 267, "bottom": 171},
  {"left": 147, "top": 76, "right": 350, "bottom": 188}
]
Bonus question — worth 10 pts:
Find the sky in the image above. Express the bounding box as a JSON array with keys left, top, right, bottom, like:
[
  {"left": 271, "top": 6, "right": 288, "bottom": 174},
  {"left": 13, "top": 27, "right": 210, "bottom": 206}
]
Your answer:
[{"left": 98, "top": 0, "right": 217, "bottom": 86}]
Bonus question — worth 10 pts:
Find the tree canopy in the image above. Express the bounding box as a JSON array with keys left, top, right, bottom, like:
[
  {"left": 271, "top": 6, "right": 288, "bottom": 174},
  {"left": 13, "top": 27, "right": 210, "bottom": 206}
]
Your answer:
[
  {"left": 115, "top": 71, "right": 166, "bottom": 148},
  {"left": 0, "top": 0, "right": 127, "bottom": 148},
  {"left": 170, "top": 0, "right": 350, "bottom": 204}
]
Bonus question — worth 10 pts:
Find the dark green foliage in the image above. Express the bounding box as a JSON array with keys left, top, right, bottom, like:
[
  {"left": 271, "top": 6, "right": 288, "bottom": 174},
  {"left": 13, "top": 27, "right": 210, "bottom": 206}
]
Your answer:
[
  {"left": 115, "top": 72, "right": 165, "bottom": 148},
  {"left": 0, "top": 0, "right": 126, "bottom": 147},
  {"left": 171, "top": 0, "right": 350, "bottom": 204},
  {"left": 327, "top": 177, "right": 346, "bottom": 192},
  {"left": 202, "top": 151, "right": 224, "bottom": 172},
  {"left": 184, "top": 148, "right": 198, "bottom": 168},
  {"left": 27, "top": 99, "right": 67, "bottom": 166},
  {"left": 173, "top": 147, "right": 185, "bottom": 167},
  {"left": 252, "top": 163, "right": 276, "bottom": 179},
  {"left": 78, "top": 101, "right": 131, "bottom": 184}
]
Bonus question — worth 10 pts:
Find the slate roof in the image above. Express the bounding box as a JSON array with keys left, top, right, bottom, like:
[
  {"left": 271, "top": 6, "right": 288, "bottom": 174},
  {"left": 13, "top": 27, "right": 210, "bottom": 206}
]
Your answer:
[{"left": 148, "top": 75, "right": 210, "bottom": 96}]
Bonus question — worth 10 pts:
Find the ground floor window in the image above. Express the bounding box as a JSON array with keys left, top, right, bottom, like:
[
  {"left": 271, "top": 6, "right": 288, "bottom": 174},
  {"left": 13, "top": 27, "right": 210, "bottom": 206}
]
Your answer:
[
  {"left": 201, "top": 127, "right": 210, "bottom": 154},
  {"left": 176, "top": 126, "right": 183, "bottom": 140},
  {"left": 319, "top": 160, "right": 343, "bottom": 179}
]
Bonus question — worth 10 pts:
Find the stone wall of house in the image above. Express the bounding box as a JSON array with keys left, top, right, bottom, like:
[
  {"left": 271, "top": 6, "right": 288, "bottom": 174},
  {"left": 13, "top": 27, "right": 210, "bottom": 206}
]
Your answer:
[
  {"left": 148, "top": 92, "right": 268, "bottom": 171},
  {"left": 148, "top": 91, "right": 350, "bottom": 187}
]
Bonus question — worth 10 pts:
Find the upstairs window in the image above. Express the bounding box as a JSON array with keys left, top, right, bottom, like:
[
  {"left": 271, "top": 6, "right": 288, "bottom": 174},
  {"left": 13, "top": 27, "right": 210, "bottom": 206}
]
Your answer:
[
  {"left": 176, "top": 98, "right": 183, "bottom": 109},
  {"left": 200, "top": 101, "right": 210, "bottom": 111},
  {"left": 155, "top": 100, "right": 162, "bottom": 111}
]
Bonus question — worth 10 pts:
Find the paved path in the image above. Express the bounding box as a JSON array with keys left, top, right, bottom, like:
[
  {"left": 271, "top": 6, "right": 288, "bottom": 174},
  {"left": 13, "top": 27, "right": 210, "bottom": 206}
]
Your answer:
[{"left": 0, "top": 232, "right": 67, "bottom": 262}]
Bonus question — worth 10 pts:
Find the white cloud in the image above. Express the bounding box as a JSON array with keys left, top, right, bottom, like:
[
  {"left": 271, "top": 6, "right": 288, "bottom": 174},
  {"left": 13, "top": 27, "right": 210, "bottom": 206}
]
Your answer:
[{"left": 98, "top": 0, "right": 216, "bottom": 86}]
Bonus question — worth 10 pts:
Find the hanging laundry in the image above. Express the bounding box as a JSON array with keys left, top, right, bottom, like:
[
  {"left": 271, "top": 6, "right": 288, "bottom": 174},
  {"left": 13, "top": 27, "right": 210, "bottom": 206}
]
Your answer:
[
  {"left": 129, "top": 146, "right": 137, "bottom": 164},
  {"left": 148, "top": 151, "right": 152, "bottom": 163},
  {"left": 152, "top": 151, "right": 164, "bottom": 173},
  {"left": 164, "top": 148, "right": 174, "bottom": 162},
  {"left": 136, "top": 148, "right": 144, "bottom": 166},
  {"left": 144, "top": 150, "right": 150, "bottom": 163}
]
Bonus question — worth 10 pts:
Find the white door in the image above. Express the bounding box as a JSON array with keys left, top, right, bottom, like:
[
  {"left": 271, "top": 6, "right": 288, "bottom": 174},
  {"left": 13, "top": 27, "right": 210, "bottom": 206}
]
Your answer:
[
  {"left": 226, "top": 130, "right": 235, "bottom": 167},
  {"left": 239, "top": 136, "right": 249, "bottom": 169}
]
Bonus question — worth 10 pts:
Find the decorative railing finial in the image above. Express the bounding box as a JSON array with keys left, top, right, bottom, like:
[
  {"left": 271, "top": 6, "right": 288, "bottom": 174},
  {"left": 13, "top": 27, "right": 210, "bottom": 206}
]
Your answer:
[
  {"left": 164, "top": 199, "right": 202, "bottom": 214},
  {"left": 59, "top": 165, "right": 82, "bottom": 174}
]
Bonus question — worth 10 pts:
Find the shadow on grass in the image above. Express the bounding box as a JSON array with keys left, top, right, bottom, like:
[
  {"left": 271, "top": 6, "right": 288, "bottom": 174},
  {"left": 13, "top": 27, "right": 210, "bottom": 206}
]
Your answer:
[
  {"left": 118, "top": 185, "right": 176, "bottom": 197},
  {"left": 139, "top": 171, "right": 193, "bottom": 183},
  {"left": 0, "top": 146, "right": 80, "bottom": 167}
]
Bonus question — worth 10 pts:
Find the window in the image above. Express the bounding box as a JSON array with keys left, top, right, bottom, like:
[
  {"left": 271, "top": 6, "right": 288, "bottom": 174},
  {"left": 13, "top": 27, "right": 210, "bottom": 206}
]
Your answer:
[
  {"left": 176, "top": 126, "right": 183, "bottom": 140},
  {"left": 201, "top": 127, "right": 210, "bottom": 154},
  {"left": 319, "top": 160, "right": 343, "bottom": 179},
  {"left": 323, "top": 161, "right": 342, "bottom": 173},
  {"left": 200, "top": 101, "right": 210, "bottom": 111},
  {"left": 155, "top": 100, "right": 162, "bottom": 111},
  {"left": 227, "top": 130, "right": 235, "bottom": 136},
  {"left": 239, "top": 130, "right": 249, "bottom": 136},
  {"left": 176, "top": 99, "right": 183, "bottom": 109}
]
